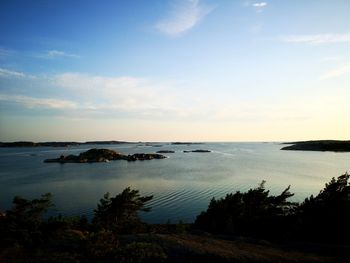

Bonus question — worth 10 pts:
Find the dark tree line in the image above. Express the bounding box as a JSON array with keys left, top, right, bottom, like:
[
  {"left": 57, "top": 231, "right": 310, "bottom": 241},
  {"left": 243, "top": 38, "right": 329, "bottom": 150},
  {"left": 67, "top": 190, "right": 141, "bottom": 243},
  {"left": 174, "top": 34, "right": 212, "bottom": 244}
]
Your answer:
[
  {"left": 194, "top": 181, "right": 297, "bottom": 239},
  {"left": 0, "top": 188, "right": 164, "bottom": 262},
  {"left": 194, "top": 173, "right": 350, "bottom": 243}
]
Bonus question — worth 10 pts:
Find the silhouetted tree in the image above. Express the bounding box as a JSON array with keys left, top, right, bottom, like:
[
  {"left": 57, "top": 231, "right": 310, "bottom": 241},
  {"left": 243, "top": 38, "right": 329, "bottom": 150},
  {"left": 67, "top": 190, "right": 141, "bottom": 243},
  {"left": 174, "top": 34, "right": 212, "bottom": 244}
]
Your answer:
[{"left": 93, "top": 187, "right": 153, "bottom": 232}]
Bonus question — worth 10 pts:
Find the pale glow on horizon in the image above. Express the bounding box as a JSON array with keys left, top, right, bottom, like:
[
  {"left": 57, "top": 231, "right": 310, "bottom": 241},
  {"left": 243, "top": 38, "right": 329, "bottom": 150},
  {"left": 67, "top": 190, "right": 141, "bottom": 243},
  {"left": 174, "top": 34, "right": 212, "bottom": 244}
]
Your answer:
[{"left": 1, "top": 114, "right": 349, "bottom": 142}]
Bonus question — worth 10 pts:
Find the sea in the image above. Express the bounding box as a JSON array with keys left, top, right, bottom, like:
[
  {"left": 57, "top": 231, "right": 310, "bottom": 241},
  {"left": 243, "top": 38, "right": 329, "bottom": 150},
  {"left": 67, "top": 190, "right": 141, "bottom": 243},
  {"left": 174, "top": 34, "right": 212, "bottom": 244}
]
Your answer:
[{"left": 0, "top": 142, "right": 349, "bottom": 223}]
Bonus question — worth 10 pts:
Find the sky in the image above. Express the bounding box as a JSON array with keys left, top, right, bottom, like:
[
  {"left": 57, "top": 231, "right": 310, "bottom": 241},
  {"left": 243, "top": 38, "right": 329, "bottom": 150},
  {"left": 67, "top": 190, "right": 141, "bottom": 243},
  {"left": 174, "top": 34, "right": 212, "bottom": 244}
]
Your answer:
[{"left": 0, "top": 0, "right": 350, "bottom": 142}]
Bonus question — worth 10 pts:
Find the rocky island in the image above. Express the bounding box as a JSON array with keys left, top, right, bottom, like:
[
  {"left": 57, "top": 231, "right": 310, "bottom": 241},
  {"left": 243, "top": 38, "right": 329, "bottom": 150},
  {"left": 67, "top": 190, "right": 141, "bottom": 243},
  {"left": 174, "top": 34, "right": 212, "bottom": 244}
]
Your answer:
[
  {"left": 281, "top": 140, "right": 350, "bottom": 152},
  {"left": 44, "top": 148, "right": 167, "bottom": 163}
]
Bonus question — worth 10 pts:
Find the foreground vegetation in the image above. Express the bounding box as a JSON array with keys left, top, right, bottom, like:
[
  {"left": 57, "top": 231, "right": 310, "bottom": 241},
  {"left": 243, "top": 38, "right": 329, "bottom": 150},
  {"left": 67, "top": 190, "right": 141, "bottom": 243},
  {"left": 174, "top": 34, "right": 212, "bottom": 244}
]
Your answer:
[{"left": 1, "top": 174, "right": 350, "bottom": 262}]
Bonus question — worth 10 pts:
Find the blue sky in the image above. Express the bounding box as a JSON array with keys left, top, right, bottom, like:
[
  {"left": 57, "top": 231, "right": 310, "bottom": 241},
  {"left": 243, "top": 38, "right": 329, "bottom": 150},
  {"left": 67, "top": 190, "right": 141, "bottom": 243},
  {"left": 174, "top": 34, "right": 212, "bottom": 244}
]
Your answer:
[{"left": 0, "top": 0, "right": 350, "bottom": 141}]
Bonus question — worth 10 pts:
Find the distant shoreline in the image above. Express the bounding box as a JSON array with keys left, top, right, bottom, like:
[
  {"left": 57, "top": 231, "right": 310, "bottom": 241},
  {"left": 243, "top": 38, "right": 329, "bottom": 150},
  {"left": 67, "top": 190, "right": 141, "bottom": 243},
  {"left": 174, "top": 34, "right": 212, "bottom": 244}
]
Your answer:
[
  {"left": 2, "top": 140, "right": 350, "bottom": 152},
  {"left": 0, "top": 141, "right": 204, "bottom": 148},
  {"left": 281, "top": 140, "right": 350, "bottom": 152},
  {"left": 0, "top": 141, "right": 134, "bottom": 147}
]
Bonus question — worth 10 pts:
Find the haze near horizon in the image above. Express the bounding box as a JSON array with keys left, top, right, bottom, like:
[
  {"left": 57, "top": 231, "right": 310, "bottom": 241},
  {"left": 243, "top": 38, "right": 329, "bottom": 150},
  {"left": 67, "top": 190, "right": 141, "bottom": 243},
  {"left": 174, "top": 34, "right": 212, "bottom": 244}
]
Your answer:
[{"left": 0, "top": 0, "right": 349, "bottom": 142}]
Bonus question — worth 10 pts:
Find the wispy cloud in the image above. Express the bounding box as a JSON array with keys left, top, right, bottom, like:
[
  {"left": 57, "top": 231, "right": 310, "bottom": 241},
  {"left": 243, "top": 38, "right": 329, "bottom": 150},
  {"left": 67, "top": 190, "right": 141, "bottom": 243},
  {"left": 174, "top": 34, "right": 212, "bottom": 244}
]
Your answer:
[
  {"left": 281, "top": 34, "right": 350, "bottom": 45},
  {"left": 252, "top": 2, "right": 267, "bottom": 12},
  {"left": 320, "top": 64, "right": 350, "bottom": 80},
  {"left": 0, "top": 47, "right": 16, "bottom": 58},
  {"left": 0, "top": 94, "right": 77, "bottom": 109},
  {"left": 46, "top": 50, "right": 80, "bottom": 58},
  {"left": 34, "top": 50, "right": 80, "bottom": 59},
  {"left": 0, "top": 68, "right": 26, "bottom": 78},
  {"left": 54, "top": 73, "right": 182, "bottom": 114},
  {"left": 155, "top": 0, "right": 214, "bottom": 37},
  {"left": 0, "top": 71, "right": 207, "bottom": 119}
]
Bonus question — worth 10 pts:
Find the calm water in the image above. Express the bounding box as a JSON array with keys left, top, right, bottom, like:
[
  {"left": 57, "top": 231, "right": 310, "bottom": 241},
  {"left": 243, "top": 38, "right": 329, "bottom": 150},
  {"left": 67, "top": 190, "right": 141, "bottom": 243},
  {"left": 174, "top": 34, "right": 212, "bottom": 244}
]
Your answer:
[{"left": 0, "top": 142, "right": 349, "bottom": 223}]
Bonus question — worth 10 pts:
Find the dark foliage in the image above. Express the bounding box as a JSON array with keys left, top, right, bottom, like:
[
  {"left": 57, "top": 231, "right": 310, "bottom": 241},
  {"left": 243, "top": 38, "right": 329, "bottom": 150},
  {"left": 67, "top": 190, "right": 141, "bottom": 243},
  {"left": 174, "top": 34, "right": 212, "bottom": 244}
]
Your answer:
[
  {"left": 0, "top": 193, "right": 53, "bottom": 248},
  {"left": 194, "top": 181, "right": 297, "bottom": 239},
  {"left": 195, "top": 174, "right": 350, "bottom": 245},
  {"left": 0, "top": 188, "right": 155, "bottom": 262},
  {"left": 296, "top": 173, "right": 350, "bottom": 243},
  {"left": 93, "top": 187, "right": 153, "bottom": 233}
]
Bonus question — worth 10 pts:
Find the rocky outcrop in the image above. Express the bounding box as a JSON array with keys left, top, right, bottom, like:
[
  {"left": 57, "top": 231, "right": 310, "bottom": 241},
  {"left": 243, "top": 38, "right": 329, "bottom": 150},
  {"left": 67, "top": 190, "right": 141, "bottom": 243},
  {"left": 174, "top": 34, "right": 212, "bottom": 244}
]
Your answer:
[
  {"left": 44, "top": 148, "right": 166, "bottom": 163},
  {"left": 156, "top": 150, "right": 175, "bottom": 153}
]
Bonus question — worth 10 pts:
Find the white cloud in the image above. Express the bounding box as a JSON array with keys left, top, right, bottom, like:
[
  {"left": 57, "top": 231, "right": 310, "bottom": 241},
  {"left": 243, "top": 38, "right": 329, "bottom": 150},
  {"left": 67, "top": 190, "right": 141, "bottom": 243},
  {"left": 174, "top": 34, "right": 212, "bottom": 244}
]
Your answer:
[
  {"left": 252, "top": 2, "right": 267, "bottom": 8},
  {"left": 0, "top": 68, "right": 26, "bottom": 78},
  {"left": 281, "top": 34, "right": 350, "bottom": 44},
  {"left": 155, "top": 0, "right": 214, "bottom": 37},
  {"left": 320, "top": 64, "right": 350, "bottom": 80},
  {"left": 0, "top": 94, "right": 77, "bottom": 109},
  {"left": 252, "top": 2, "right": 267, "bottom": 12}
]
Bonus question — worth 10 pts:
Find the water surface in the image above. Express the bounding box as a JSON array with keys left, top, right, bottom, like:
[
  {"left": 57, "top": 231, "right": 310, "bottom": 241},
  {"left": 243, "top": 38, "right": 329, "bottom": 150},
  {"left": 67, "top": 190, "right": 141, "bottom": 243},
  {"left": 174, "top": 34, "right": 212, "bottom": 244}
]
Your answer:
[{"left": 0, "top": 142, "right": 349, "bottom": 223}]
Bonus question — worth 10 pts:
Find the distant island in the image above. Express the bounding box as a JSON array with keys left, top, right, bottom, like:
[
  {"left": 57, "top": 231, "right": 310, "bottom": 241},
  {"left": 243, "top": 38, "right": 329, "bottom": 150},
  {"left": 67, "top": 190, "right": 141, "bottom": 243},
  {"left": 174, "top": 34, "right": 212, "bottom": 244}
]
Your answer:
[
  {"left": 281, "top": 140, "right": 350, "bottom": 152},
  {"left": 44, "top": 148, "right": 166, "bottom": 163},
  {"left": 183, "top": 149, "right": 211, "bottom": 153},
  {"left": 171, "top": 142, "right": 203, "bottom": 145}
]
